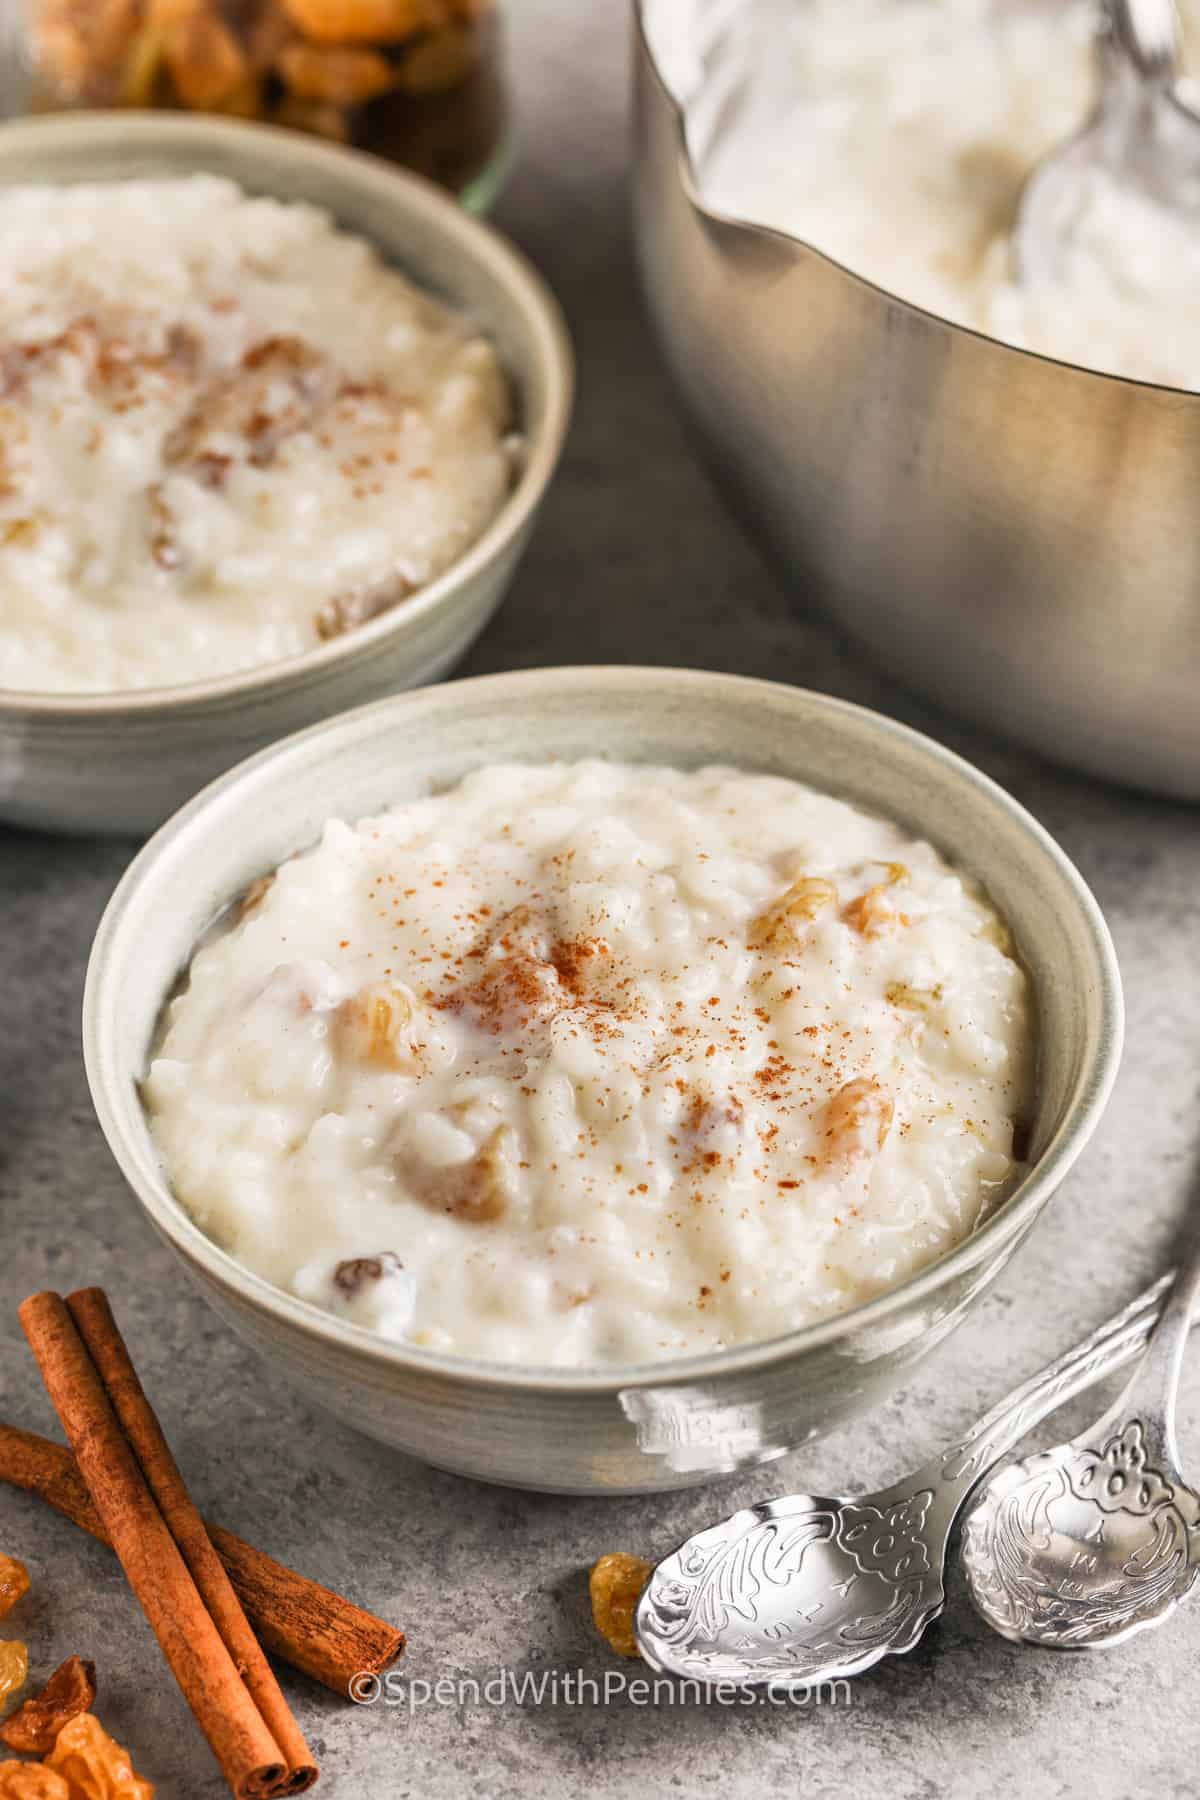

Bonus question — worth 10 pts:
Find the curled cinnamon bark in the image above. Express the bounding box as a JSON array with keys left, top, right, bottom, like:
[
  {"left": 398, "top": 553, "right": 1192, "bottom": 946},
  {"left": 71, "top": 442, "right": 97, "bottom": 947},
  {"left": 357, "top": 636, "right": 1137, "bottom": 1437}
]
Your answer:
[
  {"left": 0, "top": 1419, "right": 404, "bottom": 1696},
  {"left": 19, "top": 1290, "right": 314, "bottom": 1798}
]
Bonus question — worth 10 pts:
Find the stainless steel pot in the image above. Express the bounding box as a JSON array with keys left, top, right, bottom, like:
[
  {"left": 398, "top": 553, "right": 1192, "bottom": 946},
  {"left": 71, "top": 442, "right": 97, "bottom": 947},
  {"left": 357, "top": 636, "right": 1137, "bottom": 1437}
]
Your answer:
[{"left": 633, "top": 0, "right": 1200, "bottom": 797}]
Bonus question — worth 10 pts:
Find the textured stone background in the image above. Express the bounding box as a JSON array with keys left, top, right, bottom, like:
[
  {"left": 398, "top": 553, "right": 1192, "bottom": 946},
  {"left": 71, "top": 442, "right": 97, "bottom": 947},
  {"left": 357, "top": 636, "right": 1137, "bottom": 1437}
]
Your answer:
[{"left": 3, "top": 5, "right": 1199, "bottom": 1794}]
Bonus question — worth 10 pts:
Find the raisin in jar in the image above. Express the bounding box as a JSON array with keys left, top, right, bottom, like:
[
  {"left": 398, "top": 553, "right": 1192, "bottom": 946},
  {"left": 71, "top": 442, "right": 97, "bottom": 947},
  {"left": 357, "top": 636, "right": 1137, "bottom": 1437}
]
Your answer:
[{"left": 7, "top": 0, "right": 509, "bottom": 209}]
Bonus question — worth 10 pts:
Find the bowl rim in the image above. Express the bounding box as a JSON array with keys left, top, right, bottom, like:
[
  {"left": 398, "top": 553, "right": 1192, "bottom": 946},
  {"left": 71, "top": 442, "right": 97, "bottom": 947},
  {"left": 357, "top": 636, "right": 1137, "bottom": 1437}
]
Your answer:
[
  {"left": 83, "top": 665, "right": 1125, "bottom": 1395},
  {"left": 633, "top": 0, "right": 1200, "bottom": 400},
  {"left": 0, "top": 111, "right": 574, "bottom": 716}
]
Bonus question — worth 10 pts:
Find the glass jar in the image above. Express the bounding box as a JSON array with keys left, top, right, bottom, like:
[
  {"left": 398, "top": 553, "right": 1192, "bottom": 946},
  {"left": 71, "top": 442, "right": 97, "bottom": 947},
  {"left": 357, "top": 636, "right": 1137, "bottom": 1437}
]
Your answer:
[{"left": 7, "top": 0, "right": 509, "bottom": 210}]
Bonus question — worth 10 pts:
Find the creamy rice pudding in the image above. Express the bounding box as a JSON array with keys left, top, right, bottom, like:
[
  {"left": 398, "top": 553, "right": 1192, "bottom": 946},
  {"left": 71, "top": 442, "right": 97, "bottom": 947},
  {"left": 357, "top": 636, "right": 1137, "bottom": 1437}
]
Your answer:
[
  {"left": 675, "top": 0, "right": 1200, "bottom": 388},
  {"left": 144, "top": 762, "right": 1033, "bottom": 1368},
  {"left": 0, "top": 176, "right": 515, "bottom": 693}
]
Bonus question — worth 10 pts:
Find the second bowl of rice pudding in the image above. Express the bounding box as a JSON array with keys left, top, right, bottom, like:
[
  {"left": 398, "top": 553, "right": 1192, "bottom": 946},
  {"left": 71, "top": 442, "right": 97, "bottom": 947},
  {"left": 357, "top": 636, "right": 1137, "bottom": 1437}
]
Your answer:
[
  {"left": 0, "top": 114, "right": 571, "bottom": 834},
  {"left": 84, "top": 670, "right": 1122, "bottom": 1492}
]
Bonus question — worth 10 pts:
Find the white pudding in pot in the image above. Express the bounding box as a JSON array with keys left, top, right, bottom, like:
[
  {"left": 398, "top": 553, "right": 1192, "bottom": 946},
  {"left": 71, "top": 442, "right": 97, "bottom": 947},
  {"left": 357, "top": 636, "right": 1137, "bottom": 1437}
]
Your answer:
[
  {"left": 143, "top": 761, "right": 1034, "bottom": 1368},
  {"left": 686, "top": 0, "right": 1200, "bottom": 388},
  {"left": 0, "top": 175, "right": 516, "bottom": 694}
]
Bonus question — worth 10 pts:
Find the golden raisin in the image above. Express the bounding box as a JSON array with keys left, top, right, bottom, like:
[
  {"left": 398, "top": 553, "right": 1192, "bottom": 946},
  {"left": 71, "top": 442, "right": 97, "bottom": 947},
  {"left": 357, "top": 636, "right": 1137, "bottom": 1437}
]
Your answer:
[
  {"left": 441, "top": 907, "right": 567, "bottom": 1036},
  {"left": 34, "top": 0, "right": 141, "bottom": 100},
  {"left": 843, "top": 883, "right": 900, "bottom": 938},
  {"left": 750, "top": 875, "right": 838, "bottom": 951},
  {"left": 44, "top": 1714, "right": 154, "bottom": 1800},
  {"left": 0, "top": 1657, "right": 97, "bottom": 1755},
  {"left": 0, "top": 1643, "right": 28, "bottom": 1717},
  {"left": 446, "top": 1126, "right": 513, "bottom": 1223},
  {"left": 884, "top": 981, "right": 943, "bottom": 1013},
  {"left": 820, "top": 1077, "right": 893, "bottom": 1165},
  {"left": 281, "top": 0, "right": 432, "bottom": 44},
  {"left": 163, "top": 8, "right": 249, "bottom": 108},
  {"left": 0, "top": 1762, "right": 71, "bottom": 1799},
  {"left": 278, "top": 42, "right": 395, "bottom": 101},
  {"left": 0, "top": 1560, "right": 29, "bottom": 1622},
  {"left": 589, "top": 1553, "right": 653, "bottom": 1659},
  {"left": 404, "top": 1125, "right": 515, "bottom": 1224},
  {"left": 314, "top": 574, "right": 414, "bottom": 641},
  {"left": 844, "top": 863, "right": 908, "bottom": 938},
  {"left": 336, "top": 980, "right": 421, "bottom": 1071},
  {"left": 117, "top": 25, "right": 164, "bottom": 105},
  {"left": 246, "top": 1, "right": 294, "bottom": 71}
]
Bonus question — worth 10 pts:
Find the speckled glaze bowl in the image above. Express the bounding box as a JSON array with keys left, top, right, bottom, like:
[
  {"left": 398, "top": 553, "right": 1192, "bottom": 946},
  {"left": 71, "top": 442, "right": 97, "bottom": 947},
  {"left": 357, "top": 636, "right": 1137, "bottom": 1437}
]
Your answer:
[
  {"left": 0, "top": 113, "right": 572, "bottom": 837},
  {"left": 83, "top": 667, "right": 1123, "bottom": 1494}
]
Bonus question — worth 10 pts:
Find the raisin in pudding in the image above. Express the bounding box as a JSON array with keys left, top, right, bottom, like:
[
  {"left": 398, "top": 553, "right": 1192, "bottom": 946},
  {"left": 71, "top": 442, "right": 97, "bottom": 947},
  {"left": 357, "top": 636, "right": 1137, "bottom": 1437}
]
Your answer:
[
  {"left": 143, "top": 761, "right": 1034, "bottom": 1367},
  {"left": 0, "top": 175, "right": 515, "bottom": 693}
]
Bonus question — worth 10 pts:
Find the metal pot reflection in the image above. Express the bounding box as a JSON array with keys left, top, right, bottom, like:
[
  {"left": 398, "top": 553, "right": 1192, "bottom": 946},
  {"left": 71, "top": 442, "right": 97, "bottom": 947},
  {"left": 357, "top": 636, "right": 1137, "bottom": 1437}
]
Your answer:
[{"left": 633, "top": 0, "right": 1200, "bottom": 797}]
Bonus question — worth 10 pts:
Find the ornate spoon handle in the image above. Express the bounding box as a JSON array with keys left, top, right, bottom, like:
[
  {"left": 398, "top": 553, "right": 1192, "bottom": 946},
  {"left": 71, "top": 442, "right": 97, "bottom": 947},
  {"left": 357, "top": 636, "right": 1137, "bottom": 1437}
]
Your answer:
[
  {"left": 933, "top": 1272, "right": 1177, "bottom": 1499},
  {"left": 1097, "top": 1191, "right": 1200, "bottom": 1463}
]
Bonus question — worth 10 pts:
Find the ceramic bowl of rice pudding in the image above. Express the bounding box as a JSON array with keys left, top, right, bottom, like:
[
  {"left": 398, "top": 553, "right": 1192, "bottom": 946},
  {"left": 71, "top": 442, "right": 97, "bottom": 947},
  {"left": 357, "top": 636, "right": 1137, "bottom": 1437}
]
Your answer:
[
  {"left": 84, "top": 668, "right": 1121, "bottom": 1493},
  {"left": 0, "top": 114, "right": 571, "bottom": 835}
]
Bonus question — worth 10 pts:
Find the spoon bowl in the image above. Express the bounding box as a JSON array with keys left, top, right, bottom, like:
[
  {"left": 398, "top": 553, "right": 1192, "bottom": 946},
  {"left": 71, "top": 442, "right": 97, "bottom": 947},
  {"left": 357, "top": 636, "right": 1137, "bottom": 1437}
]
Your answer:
[
  {"left": 962, "top": 1164, "right": 1200, "bottom": 1650},
  {"left": 962, "top": 1429, "right": 1200, "bottom": 1648},
  {"left": 636, "top": 1479, "right": 954, "bottom": 1687},
  {"left": 636, "top": 1276, "right": 1179, "bottom": 1686}
]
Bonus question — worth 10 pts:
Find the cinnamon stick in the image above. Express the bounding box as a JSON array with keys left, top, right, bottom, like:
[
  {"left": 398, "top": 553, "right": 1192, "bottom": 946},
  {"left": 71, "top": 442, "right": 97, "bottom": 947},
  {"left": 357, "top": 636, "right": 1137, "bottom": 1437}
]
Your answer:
[
  {"left": 0, "top": 1422, "right": 403, "bottom": 1695},
  {"left": 69, "top": 1289, "right": 317, "bottom": 1792},
  {"left": 19, "top": 1291, "right": 307, "bottom": 1800}
]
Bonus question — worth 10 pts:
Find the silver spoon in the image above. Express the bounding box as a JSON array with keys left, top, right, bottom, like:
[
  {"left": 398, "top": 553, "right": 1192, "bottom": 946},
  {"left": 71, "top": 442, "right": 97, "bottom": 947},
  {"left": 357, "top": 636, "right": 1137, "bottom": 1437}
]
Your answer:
[
  {"left": 961, "top": 1204, "right": 1200, "bottom": 1648},
  {"left": 635, "top": 1271, "right": 1182, "bottom": 1687},
  {"left": 1013, "top": 0, "right": 1200, "bottom": 286}
]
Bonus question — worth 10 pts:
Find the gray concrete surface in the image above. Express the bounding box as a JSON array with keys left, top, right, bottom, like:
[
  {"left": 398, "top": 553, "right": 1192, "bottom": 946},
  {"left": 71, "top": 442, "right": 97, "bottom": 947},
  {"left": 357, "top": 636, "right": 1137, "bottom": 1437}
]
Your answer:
[{"left": 2, "top": 5, "right": 1198, "bottom": 1794}]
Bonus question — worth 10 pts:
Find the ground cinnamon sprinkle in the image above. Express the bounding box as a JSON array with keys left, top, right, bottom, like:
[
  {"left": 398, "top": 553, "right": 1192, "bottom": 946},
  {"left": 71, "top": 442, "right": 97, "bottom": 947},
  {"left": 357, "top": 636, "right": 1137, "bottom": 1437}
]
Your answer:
[
  {"left": 550, "top": 935, "right": 611, "bottom": 996},
  {"left": 436, "top": 905, "right": 622, "bottom": 1039},
  {"left": 142, "top": 764, "right": 1031, "bottom": 1369}
]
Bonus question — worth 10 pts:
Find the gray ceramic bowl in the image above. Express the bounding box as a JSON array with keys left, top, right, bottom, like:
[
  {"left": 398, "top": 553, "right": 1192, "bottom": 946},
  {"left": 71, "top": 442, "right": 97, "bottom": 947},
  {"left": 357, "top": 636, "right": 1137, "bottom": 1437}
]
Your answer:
[
  {"left": 83, "top": 667, "right": 1122, "bottom": 1494},
  {"left": 0, "top": 113, "right": 572, "bottom": 836}
]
